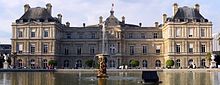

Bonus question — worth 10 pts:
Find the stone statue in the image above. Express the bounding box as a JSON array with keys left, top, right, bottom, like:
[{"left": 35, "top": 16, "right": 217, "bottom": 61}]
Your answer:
[
  {"left": 3, "top": 54, "right": 8, "bottom": 61},
  {"left": 3, "top": 54, "right": 9, "bottom": 69},
  {"left": 97, "top": 54, "right": 108, "bottom": 78}
]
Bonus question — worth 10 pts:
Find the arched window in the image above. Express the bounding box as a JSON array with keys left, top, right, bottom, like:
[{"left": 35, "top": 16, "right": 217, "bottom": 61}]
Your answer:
[
  {"left": 188, "top": 59, "right": 193, "bottom": 65},
  {"left": 63, "top": 60, "right": 70, "bottom": 68},
  {"left": 30, "top": 59, "right": 35, "bottom": 69},
  {"left": 18, "top": 59, "right": 22, "bottom": 68},
  {"left": 109, "top": 60, "right": 115, "bottom": 68},
  {"left": 43, "top": 59, "right": 48, "bottom": 69},
  {"left": 155, "top": 60, "right": 161, "bottom": 67},
  {"left": 142, "top": 60, "right": 147, "bottom": 68},
  {"left": 76, "top": 60, "right": 82, "bottom": 68},
  {"left": 201, "top": 59, "right": 206, "bottom": 67},
  {"left": 176, "top": 59, "right": 181, "bottom": 67}
]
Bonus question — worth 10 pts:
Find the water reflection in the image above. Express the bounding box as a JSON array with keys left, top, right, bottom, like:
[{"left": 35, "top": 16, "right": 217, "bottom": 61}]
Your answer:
[{"left": 0, "top": 71, "right": 218, "bottom": 85}]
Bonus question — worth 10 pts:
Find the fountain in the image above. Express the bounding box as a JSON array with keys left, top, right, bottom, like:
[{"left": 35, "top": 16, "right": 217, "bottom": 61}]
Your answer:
[{"left": 96, "top": 22, "right": 109, "bottom": 78}]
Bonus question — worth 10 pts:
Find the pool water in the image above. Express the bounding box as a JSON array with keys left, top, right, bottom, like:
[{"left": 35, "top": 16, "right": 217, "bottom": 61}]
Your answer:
[{"left": 0, "top": 71, "right": 219, "bottom": 85}]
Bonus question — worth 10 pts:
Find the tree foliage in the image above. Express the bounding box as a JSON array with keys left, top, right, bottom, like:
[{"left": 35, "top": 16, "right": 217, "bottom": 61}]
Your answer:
[
  {"left": 130, "top": 60, "right": 139, "bottom": 67},
  {"left": 48, "top": 60, "right": 57, "bottom": 66},
  {"left": 85, "top": 60, "right": 95, "bottom": 67},
  {"left": 206, "top": 52, "right": 212, "bottom": 62},
  {"left": 166, "top": 59, "right": 174, "bottom": 68}
]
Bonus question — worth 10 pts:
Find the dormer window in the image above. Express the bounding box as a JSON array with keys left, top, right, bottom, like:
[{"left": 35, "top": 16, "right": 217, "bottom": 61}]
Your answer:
[{"left": 189, "top": 28, "right": 193, "bottom": 37}]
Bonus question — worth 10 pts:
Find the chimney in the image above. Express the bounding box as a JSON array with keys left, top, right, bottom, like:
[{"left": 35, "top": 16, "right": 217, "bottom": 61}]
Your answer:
[
  {"left": 57, "top": 14, "right": 62, "bottom": 23},
  {"left": 139, "top": 23, "right": 142, "bottom": 27},
  {"left": 24, "top": 4, "right": 30, "bottom": 13},
  {"left": 163, "top": 14, "right": 167, "bottom": 24},
  {"left": 155, "top": 22, "right": 159, "bottom": 27},
  {"left": 195, "top": 4, "right": 200, "bottom": 12},
  {"left": 122, "top": 16, "right": 125, "bottom": 24},
  {"left": 46, "top": 3, "right": 52, "bottom": 15},
  {"left": 99, "top": 16, "right": 103, "bottom": 24},
  {"left": 83, "top": 23, "right": 86, "bottom": 27},
  {"left": 66, "top": 22, "right": 70, "bottom": 27},
  {"left": 173, "top": 3, "right": 178, "bottom": 16}
]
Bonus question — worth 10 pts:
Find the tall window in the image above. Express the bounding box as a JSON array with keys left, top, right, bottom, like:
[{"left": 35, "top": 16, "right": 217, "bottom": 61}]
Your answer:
[
  {"left": 66, "top": 33, "right": 71, "bottom": 39},
  {"left": 77, "top": 46, "right": 82, "bottom": 55},
  {"left": 156, "top": 45, "right": 160, "bottom": 54},
  {"left": 30, "top": 29, "right": 36, "bottom": 37},
  {"left": 43, "top": 44, "right": 48, "bottom": 53},
  {"left": 117, "top": 42, "right": 120, "bottom": 53},
  {"left": 176, "top": 28, "right": 181, "bottom": 37},
  {"left": 30, "top": 44, "right": 35, "bottom": 54},
  {"left": 18, "top": 59, "right": 22, "bottom": 68},
  {"left": 188, "top": 43, "right": 193, "bottom": 53},
  {"left": 143, "top": 45, "right": 147, "bottom": 54},
  {"left": 16, "top": 44, "right": 23, "bottom": 53},
  {"left": 141, "top": 33, "right": 145, "bottom": 39},
  {"left": 176, "top": 59, "right": 181, "bottom": 67},
  {"left": 110, "top": 44, "right": 116, "bottom": 54},
  {"left": 189, "top": 28, "right": 193, "bottom": 37},
  {"left": 201, "top": 59, "right": 206, "bottom": 67},
  {"left": 201, "top": 28, "right": 205, "bottom": 37},
  {"left": 155, "top": 60, "right": 161, "bottom": 67},
  {"left": 17, "top": 29, "right": 23, "bottom": 37},
  {"left": 153, "top": 33, "right": 158, "bottom": 38},
  {"left": 90, "top": 46, "right": 95, "bottom": 55},
  {"left": 64, "top": 48, "right": 69, "bottom": 55},
  {"left": 129, "top": 46, "right": 134, "bottom": 55},
  {"left": 63, "top": 60, "right": 69, "bottom": 68},
  {"left": 30, "top": 59, "right": 35, "bottom": 69},
  {"left": 176, "top": 44, "right": 181, "bottom": 53},
  {"left": 91, "top": 32, "right": 96, "bottom": 39},
  {"left": 78, "top": 32, "right": 83, "bottom": 39},
  {"left": 143, "top": 60, "right": 147, "bottom": 68},
  {"left": 201, "top": 44, "right": 206, "bottom": 53},
  {"left": 43, "top": 29, "right": 49, "bottom": 37},
  {"left": 43, "top": 59, "right": 48, "bottom": 69},
  {"left": 128, "top": 33, "right": 133, "bottom": 39}
]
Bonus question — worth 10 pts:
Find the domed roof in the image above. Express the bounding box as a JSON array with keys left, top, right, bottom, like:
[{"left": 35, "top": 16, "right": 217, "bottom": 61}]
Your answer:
[{"left": 105, "top": 10, "right": 120, "bottom": 26}]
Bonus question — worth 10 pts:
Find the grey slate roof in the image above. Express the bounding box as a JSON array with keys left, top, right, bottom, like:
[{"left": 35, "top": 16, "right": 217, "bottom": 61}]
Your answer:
[
  {"left": 16, "top": 7, "right": 58, "bottom": 23},
  {"left": 167, "top": 6, "right": 208, "bottom": 22}
]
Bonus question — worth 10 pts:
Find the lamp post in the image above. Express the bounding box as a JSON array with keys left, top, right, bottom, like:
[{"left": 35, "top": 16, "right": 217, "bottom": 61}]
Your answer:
[{"left": 12, "top": 52, "right": 17, "bottom": 69}]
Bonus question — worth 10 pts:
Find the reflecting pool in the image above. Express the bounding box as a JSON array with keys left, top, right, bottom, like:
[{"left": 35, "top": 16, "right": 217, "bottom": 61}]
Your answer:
[{"left": 0, "top": 71, "right": 219, "bottom": 85}]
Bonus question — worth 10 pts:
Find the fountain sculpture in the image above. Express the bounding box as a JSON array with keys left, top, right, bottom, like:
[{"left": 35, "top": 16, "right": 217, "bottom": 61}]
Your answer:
[{"left": 97, "top": 22, "right": 109, "bottom": 78}]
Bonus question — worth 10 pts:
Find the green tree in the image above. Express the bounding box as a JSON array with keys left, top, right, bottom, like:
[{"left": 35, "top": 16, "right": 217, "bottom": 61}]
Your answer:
[
  {"left": 166, "top": 59, "right": 174, "bottom": 68},
  {"left": 85, "top": 60, "right": 95, "bottom": 68},
  {"left": 206, "top": 52, "right": 212, "bottom": 65},
  {"left": 48, "top": 60, "right": 57, "bottom": 69},
  {"left": 130, "top": 60, "right": 139, "bottom": 67}
]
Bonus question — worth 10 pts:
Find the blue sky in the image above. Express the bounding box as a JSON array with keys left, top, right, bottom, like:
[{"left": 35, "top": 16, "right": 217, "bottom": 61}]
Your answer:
[{"left": 0, "top": 0, "right": 220, "bottom": 44}]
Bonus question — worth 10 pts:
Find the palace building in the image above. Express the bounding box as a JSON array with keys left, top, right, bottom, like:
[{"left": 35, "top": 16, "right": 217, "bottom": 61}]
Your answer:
[{"left": 11, "top": 3, "right": 212, "bottom": 69}]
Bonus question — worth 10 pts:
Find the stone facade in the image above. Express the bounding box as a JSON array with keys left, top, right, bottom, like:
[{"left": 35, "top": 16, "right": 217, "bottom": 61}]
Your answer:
[{"left": 11, "top": 3, "right": 212, "bottom": 69}]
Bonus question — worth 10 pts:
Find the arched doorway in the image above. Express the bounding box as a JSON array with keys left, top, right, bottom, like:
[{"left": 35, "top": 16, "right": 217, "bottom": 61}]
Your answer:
[
  {"left": 109, "top": 60, "right": 115, "bottom": 68},
  {"left": 201, "top": 59, "right": 206, "bottom": 67},
  {"left": 43, "top": 59, "right": 48, "bottom": 69},
  {"left": 76, "top": 60, "right": 82, "bottom": 68},
  {"left": 188, "top": 59, "right": 193, "bottom": 65},
  {"left": 30, "top": 59, "right": 35, "bottom": 69},
  {"left": 63, "top": 60, "right": 70, "bottom": 68},
  {"left": 155, "top": 60, "right": 161, "bottom": 68},
  {"left": 18, "top": 59, "right": 22, "bottom": 68},
  {"left": 142, "top": 60, "right": 147, "bottom": 68},
  {"left": 176, "top": 59, "right": 181, "bottom": 68}
]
